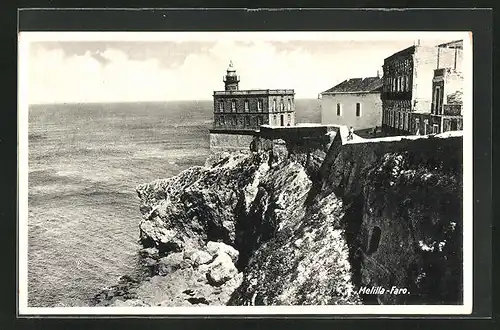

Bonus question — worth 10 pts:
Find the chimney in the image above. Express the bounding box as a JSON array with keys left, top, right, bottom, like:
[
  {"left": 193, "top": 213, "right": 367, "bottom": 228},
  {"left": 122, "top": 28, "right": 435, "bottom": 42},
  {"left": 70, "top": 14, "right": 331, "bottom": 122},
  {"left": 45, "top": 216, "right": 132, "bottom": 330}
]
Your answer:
[{"left": 376, "top": 69, "right": 380, "bottom": 78}]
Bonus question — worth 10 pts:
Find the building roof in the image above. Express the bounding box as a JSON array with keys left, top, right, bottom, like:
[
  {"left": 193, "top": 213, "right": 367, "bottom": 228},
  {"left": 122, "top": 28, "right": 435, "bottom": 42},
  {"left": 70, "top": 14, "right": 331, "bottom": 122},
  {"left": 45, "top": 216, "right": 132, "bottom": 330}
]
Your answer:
[
  {"left": 214, "top": 89, "right": 295, "bottom": 96},
  {"left": 384, "top": 45, "right": 417, "bottom": 62},
  {"left": 437, "top": 40, "right": 463, "bottom": 49},
  {"left": 321, "top": 77, "right": 383, "bottom": 94},
  {"left": 227, "top": 60, "right": 236, "bottom": 72},
  {"left": 383, "top": 44, "right": 440, "bottom": 63}
]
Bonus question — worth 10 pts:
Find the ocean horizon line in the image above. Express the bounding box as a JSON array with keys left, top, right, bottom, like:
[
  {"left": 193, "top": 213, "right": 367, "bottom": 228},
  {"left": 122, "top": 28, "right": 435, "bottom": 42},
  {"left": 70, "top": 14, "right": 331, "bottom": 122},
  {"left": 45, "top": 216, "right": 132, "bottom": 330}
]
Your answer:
[{"left": 28, "top": 98, "right": 320, "bottom": 107}]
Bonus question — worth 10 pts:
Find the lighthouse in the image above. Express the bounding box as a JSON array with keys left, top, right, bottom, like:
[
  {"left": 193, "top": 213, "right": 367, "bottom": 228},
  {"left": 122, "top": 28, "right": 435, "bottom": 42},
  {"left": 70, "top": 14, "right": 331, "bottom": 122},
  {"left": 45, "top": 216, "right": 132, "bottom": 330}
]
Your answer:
[
  {"left": 211, "top": 60, "right": 295, "bottom": 141},
  {"left": 223, "top": 60, "right": 240, "bottom": 91}
]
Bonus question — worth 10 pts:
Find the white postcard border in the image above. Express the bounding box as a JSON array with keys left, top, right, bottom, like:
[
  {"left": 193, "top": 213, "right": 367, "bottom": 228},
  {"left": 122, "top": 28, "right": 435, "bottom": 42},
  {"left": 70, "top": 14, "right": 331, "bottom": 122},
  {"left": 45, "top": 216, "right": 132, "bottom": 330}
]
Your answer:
[{"left": 17, "top": 31, "right": 473, "bottom": 316}]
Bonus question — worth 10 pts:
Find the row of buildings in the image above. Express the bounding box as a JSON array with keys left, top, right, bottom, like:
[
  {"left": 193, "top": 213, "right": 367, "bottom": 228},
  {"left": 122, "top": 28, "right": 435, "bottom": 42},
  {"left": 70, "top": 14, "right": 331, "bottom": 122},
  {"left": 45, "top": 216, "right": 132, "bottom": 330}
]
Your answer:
[
  {"left": 319, "top": 39, "right": 464, "bottom": 136},
  {"left": 209, "top": 39, "right": 464, "bottom": 149}
]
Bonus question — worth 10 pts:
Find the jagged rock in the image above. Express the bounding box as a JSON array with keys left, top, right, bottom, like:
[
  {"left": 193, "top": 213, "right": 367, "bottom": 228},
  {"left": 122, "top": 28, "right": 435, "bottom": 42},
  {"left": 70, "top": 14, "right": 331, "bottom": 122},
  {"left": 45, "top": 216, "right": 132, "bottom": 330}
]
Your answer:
[
  {"left": 143, "top": 257, "right": 157, "bottom": 268},
  {"left": 123, "top": 133, "right": 463, "bottom": 307},
  {"left": 183, "top": 289, "right": 195, "bottom": 296},
  {"left": 206, "top": 241, "right": 239, "bottom": 264},
  {"left": 190, "top": 250, "right": 213, "bottom": 267},
  {"left": 139, "top": 247, "right": 160, "bottom": 260},
  {"left": 206, "top": 253, "right": 238, "bottom": 286},
  {"left": 187, "top": 297, "right": 209, "bottom": 305},
  {"left": 157, "top": 252, "right": 185, "bottom": 276},
  {"left": 139, "top": 221, "right": 184, "bottom": 254}
]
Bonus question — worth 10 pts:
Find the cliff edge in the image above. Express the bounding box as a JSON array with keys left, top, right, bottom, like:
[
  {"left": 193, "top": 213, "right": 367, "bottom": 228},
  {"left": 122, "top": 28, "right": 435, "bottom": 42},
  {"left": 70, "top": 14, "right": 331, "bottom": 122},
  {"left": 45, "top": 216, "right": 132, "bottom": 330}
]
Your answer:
[{"left": 91, "top": 129, "right": 463, "bottom": 306}]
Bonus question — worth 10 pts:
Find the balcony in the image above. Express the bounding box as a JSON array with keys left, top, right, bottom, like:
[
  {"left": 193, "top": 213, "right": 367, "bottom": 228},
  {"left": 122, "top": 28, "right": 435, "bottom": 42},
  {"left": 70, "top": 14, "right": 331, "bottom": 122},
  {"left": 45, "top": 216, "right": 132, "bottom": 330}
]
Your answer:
[
  {"left": 443, "top": 104, "right": 462, "bottom": 116},
  {"left": 223, "top": 75, "right": 240, "bottom": 82}
]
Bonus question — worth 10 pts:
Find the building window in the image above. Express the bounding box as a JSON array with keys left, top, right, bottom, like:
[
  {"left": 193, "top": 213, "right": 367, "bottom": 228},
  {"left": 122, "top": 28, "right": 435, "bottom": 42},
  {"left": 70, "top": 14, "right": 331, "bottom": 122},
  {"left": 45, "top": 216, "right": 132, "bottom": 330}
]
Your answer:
[
  {"left": 287, "top": 99, "right": 292, "bottom": 111},
  {"left": 231, "top": 100, "right": 236, "bottom": 112},
  {"left": 415, "top": 118, "right": 420, "bottom": 134},
  {"left": 232, "top": 116, "right": 237, "bottom": 127},
  {"left": 337, "top": 103, "right": 342, "bottom": 116},
  {"left": 432, "top": 124, "right": 439, "bottom": 134},
  {"left": 221, "top": 116, "right": 225, "bottom": 126},
  {"left": 434, "top": 86, "right": 443, "bottom": 115},
  {"left": 257, "top": 99, "right": 263, "bottom": 112},
  {"left": 287, "top": 113, "right": 291, "bottom": 126},
  {"left": 244, "top": 100, "right": 249, "bottom": 112},
  {"left": 356, "top": 103, "right": 361, "bottom": 117},
  {"left": 273, "top": 99, "right": 276, "bottom": 112},
  {"left": 273, "top": 115, "right": 277, "bottom": 125},
  {"left": 218, "top": 101, "right": 224, "bottom": 112},
  {"left": 245, "top": 116, "right": 250, "bottom": 127}
]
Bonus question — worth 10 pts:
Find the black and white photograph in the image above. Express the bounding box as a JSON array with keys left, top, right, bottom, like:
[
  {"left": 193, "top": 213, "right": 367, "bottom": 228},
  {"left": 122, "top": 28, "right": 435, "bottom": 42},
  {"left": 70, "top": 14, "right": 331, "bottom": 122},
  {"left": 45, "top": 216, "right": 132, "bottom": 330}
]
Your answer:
[{"left": 18, "top": 30, "right": 472, "bottom": 315}]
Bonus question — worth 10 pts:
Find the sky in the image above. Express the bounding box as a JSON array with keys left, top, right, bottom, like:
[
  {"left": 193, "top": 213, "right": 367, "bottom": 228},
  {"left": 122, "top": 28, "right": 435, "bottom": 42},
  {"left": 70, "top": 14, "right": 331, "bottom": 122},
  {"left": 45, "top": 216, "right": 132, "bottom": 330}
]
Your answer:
[{"left": 23, "top": 32, "right": 463, "bottom": 104}]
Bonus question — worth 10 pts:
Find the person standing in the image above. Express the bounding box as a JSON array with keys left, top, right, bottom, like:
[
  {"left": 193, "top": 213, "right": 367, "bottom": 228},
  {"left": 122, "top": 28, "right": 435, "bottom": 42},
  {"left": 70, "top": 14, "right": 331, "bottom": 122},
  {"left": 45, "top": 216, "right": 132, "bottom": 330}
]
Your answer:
[{"left": 347, "top": 126, "right": 354, "bottom": 141}]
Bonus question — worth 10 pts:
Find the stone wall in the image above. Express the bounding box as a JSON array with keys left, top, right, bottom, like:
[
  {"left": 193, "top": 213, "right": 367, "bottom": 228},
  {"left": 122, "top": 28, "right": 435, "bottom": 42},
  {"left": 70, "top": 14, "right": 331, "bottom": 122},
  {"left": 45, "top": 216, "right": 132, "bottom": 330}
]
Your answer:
[
  {"left": 209, "top": 131, "right": 256, "bottom": 152},
  {"left": 317, "top": 131, "right": 463, "bottom": 304}
]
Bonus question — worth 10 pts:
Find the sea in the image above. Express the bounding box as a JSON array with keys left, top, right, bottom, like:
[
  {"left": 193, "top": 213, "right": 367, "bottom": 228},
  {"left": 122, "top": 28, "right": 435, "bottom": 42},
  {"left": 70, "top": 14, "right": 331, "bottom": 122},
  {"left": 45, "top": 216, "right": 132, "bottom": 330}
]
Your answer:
[{"left": 27, "top": 99, "right": 321, "bottom": 307}]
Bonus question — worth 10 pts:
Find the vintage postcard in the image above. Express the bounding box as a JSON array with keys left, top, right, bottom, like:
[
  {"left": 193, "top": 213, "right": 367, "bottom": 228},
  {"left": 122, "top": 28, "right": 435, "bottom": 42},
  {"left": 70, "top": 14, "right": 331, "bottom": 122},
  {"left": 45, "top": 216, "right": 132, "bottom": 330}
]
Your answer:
[{"left": 18, "top": 30, "right": 472, "bottom": 315}]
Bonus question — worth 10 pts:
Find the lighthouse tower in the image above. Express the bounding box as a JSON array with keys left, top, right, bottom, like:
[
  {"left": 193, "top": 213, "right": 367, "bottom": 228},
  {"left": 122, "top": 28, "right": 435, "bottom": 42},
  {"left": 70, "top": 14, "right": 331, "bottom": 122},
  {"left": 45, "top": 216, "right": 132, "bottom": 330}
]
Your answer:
[{"left": 223, "top": 60, "right": 240, "bottom": 91}]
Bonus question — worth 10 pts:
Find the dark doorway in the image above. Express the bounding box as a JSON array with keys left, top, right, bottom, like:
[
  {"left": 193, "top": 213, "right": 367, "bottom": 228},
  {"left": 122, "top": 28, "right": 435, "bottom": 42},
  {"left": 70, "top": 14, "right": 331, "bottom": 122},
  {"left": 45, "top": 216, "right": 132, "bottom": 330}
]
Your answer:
[
  {"left": 367, "top": 226, "right": 382, "bottom": 255},
  {"left": 280, "top": 114, "right": 284, "bottom": 126}
]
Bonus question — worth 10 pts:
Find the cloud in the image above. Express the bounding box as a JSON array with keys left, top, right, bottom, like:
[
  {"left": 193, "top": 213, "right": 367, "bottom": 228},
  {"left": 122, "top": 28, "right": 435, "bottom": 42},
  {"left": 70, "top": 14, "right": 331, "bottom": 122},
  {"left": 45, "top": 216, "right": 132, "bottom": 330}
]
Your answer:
[{"left": 27, "top": 39, "right": 424, "bottom": 104}]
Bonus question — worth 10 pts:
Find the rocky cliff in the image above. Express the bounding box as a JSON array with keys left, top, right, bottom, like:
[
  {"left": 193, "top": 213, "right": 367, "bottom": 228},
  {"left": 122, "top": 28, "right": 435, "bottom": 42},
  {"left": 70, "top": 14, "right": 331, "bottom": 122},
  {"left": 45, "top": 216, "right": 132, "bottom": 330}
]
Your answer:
[{"left": 91, "top": 130, "right": 463, "bottom": 307}]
